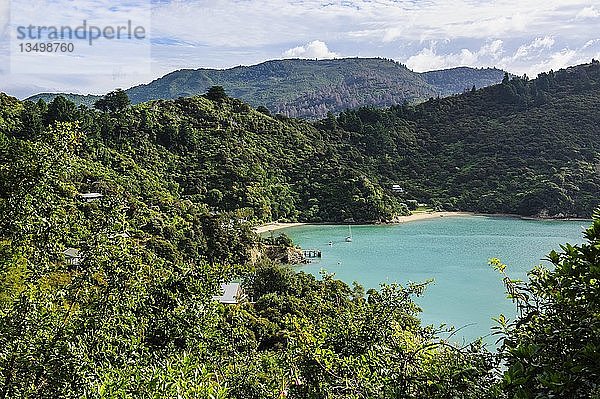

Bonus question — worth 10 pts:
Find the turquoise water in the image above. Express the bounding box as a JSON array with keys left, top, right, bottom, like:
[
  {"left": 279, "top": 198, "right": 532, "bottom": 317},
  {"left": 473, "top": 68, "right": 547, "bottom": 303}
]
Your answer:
[{"left": 279, "top": 216, "right": 587, "bottom": 344}]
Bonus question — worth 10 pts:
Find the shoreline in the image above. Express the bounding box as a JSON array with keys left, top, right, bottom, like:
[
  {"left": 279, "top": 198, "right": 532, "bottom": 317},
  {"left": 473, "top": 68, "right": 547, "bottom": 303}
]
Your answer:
[
  {"left": 392, "top": 211, "right": 475, "bottom": 223},
  {"left": 254, "top": 212, "right": 474, "bottom": 234},
  {"left": 254, "top": 212, "right": 592, "bottom": 234},
  {"left": 254, "top": 222, "right": 308, "bottom": 234}
]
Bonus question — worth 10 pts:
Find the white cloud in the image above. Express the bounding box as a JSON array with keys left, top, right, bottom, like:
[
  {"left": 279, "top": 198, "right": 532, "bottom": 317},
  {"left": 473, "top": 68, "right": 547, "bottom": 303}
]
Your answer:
[
  {"left": 583, "top": 39, "right": 600, "bottom": 49},
  {"left": 2, "top": 0, "right": 600, "bottom": 96},
  {"left": 514, "top": 36, "right": 555, "bottom": 59},
  {"left": 405, "top": 46, "right": 448, "bottom": 71},
  {"left": 282, "top": 40, "right": 339, "bottom": 59},
  {"left": 406, "top": 40, "right": 504, "bottom": 71},
  {"left": 576, "top": 6, "right": 600, "bottom": 19},
  {"left": 479, "top": 40, "right": 505, "bottom": 59},
  {"left": 0, "top": 2, "right": 8, "bottom": 34},
  {"left": 502, "top": 38, "right": 600, "bottom": 77},
  {"left": 525, "top": 49, "right": 581, "bottom": 75}
]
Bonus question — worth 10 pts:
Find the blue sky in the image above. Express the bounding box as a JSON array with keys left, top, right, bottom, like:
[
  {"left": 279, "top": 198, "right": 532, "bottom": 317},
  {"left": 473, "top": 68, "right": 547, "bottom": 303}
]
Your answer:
[{"left": 1, "top": 0, "right": 599, "bottom": 98}]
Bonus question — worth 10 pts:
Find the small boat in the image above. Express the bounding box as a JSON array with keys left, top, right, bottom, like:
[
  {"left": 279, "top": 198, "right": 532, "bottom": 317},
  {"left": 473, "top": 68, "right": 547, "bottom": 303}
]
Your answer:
[
  {"left": 328, "top": 241, "right": 333, "bottom": 246},
  {"left": 345, "top": 225, "right": 353, "bottom": 242}
]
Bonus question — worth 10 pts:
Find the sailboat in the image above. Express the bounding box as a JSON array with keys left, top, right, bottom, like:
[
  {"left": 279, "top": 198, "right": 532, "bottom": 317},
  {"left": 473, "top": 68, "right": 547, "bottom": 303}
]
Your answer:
[{"left": 346, "top": 225, "right": 353, "bottom": 242}]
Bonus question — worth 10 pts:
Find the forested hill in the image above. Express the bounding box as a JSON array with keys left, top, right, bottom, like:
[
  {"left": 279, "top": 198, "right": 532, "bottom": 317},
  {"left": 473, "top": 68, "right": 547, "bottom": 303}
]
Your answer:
[
  {"left": 333, "top": 61, "right": 600, "bottom": 217},
  {"left": 5, "top": 61, "right": 600, "bottom": 226},
  {"left": 421, "top": 66, "right": 506, "bottom": 94},
  {"left": 2, "top": 89, "right": 408, "bottom": 225},
  {"left": 27, "top": 58, "right": 506, "bottom": 119}
]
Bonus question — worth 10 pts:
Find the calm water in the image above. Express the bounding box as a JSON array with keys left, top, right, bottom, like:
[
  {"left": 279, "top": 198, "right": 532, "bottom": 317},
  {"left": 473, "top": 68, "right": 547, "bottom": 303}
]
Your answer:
[{"left": 279, "top": 216, "right": 587, "bottom": 344}]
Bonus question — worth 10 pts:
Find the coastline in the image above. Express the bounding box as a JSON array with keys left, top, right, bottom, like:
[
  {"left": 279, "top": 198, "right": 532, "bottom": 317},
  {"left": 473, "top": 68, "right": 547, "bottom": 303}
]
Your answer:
[
  {"left": 253, "top": 212, "right": 592, "bottom": 234},
  {"left": 392, "top": 211, "right": 475, "bottom": 223},
  {"left": 254, "top": 212, "right": 474, "bottom": 234},
  {"left": 254, "top": 222, "right": 308, "bottom": 234}
]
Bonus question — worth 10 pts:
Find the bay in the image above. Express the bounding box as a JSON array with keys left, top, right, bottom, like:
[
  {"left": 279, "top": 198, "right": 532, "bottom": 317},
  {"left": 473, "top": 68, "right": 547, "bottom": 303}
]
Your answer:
[{"left": 280, "top": 216, "right": 587, "bottom": 344}]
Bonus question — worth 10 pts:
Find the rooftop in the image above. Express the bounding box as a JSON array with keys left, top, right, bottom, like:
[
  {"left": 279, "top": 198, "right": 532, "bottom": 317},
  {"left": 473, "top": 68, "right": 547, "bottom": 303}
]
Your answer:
[
  {"left": 79, "top": 193, "right": 103, "bottom": 200},
  {"left": 63, "top": 248, "right": 80, "bottom": 258},
  {"left": 213, "top": 282, "right": 244, "bottom": 304}
]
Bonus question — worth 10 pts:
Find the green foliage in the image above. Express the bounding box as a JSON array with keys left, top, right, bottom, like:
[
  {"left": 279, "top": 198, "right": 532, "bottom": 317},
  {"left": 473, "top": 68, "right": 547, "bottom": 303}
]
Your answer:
[
  {"left": 2, "top": 61, "right": 600, "bottom": 397},
  {"left": 46, "top": 95, "right": 80, "bottom": 124},
  {"left": 205, "top": 86, "right": 228, "bottom": 102},
  {"left": 243, "top": 263, "right": 501, "bottom": 398},
  {"left": 0, "top": 91, "right": 418, "bottom": 398},
  {"left": 494, "top": 211, "right": 600, "bottom": 398},
  {"left": 27, "top": 93, "right": 100, "bottom": 108},
  {"left": 0, "top": 242, "right": 27, "bottom": 306},
  {"left": 94, "top": 89, "right": 131, "bottom": 113},
  {"left": 332, "top": 62, "right": 600, "bottom": 217},
  {"left": 256, "top": 106, "right": 271, "bottom": 116},
  {"left": 262, "top": 233, "right": 295, "bottom": 248}
]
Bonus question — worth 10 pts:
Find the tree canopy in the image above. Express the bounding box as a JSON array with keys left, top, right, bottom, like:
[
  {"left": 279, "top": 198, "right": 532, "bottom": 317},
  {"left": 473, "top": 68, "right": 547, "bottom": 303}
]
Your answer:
[{"left": 94, "top": 89, "right": 131, "bottom": 113}]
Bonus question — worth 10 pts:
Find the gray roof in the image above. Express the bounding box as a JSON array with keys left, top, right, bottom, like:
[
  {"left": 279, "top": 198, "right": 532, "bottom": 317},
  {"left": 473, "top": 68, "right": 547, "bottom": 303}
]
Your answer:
[
  {"left": 79, "top": 193, "right": 103, "bottom": 199},
  {"left": 63, "top": 248, "right": 80, "bottom": 258},
  {"left": 213, "top": 283, "right": 243, "bottom": 304}
]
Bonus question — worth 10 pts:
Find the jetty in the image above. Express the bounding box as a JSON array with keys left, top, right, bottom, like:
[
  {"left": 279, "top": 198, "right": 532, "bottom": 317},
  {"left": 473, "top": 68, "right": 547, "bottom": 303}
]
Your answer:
[{"left": 302, "top": 249, "right": 322, "bottom": 258}]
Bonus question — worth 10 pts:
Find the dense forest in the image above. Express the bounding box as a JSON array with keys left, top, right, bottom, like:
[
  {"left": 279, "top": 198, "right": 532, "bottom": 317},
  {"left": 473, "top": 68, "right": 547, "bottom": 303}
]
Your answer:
[
  {"left": 332, "top": 62, "right": 600, "bottom": 217},
  {"left": 28, "top": 58, "right": 506, "bottom": 119},
  {"left": 1, "top": 62, "right": 599, "bottom": 397},
  {"left": 21, "top": 62, "right": 600, "bottom": 222}
]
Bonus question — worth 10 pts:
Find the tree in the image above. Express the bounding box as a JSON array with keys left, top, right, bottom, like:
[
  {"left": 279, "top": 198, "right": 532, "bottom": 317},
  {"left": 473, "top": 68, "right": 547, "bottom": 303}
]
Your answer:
[
  {"left": 324, "top": 111, "right": 337, "bottom": 130},
  {"left": 256, "top": 106, "right": 271, "bottom": 116},
  {"left": 18, "top": 102, "right": 44, "bottom": 139},
  {"left": 493, "top": 211, "right": 600, "bottom": 398},
  {"left": 94, "top": 89, "right": 131, "bottom": 113},
  {"left": 205, "top": 86, "right": 228, "bottom": 102},
  {"left": 46, "top": 96, "right": 79, "bottom": 124}
]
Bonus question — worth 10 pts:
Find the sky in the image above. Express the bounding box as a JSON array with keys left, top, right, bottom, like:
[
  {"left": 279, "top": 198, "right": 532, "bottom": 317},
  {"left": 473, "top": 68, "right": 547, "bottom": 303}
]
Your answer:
[{"left": 1, "top": 0, "right": 599, "bottom": 98}]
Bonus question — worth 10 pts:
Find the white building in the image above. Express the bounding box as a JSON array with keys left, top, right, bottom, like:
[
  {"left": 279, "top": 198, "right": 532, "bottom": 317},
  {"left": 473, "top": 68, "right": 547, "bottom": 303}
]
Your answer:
[
  {"left": 212, "top": 283, "right": 245, "bottom": 304},
  {"left": 63, "top": 248, "right": 82, "bottom": 266},
  {"left": 79, "top": 193, "right": 103, "bottom": 202}
]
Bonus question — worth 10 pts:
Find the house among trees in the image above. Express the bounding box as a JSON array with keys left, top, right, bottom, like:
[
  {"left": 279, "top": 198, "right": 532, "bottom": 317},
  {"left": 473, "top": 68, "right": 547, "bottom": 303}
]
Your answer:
[
  {"left": 212, "top": 283, "right": 245, "bottom": 304},
  {"left": 110, "top": 232, "right": 131, "bottom": 239},
  {"left": 63, "top": 248, "right": 82, "bottom": 266},
  {"left": 79, "top": 193, "right": 103, "bottom": 202},
  {"left": 391, "top": 184, "right": 405, "bottom": 193}
]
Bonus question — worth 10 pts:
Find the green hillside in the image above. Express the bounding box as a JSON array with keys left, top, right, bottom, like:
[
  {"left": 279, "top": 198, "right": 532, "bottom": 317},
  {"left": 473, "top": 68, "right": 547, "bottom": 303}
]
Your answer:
[
  {"left": 333, "top": 63, "right": 600, "bottom": 217},
  {"left": 27, "top": 58, "right": 506, "bottom": 119},
  {"left": 11, "top": 92, "right": 407, "bottom": 225},
  {"left": 422, "top": 66, "right": 507, "bottom": 93},
  {"left": 26, "top": 92, "right": 100, "bottom": 108},
  {"left": 18, "top": 62, "right": 600, "bottom": 222}
]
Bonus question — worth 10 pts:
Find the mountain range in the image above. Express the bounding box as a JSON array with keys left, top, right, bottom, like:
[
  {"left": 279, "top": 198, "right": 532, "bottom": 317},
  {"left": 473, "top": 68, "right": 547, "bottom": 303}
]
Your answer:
[{"left": 27, "top": 58, "right": 506, "bottom": 118}]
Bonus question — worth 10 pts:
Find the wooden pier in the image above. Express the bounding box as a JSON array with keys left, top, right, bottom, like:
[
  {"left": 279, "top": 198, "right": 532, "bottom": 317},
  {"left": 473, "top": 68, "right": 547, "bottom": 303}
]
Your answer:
[{"left": 302, "top": 249, "right": 322, "bottom": 258}]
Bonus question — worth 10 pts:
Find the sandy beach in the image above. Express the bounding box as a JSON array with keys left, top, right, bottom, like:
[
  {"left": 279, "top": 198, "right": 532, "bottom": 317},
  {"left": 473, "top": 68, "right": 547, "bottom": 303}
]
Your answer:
[
  {"left": 254, "top": 212, "right": 476, "bottom": 233},
  {"left": 254, "top": 222, "right": 308, "bottom": 234},
  {"left": 393, "top": 211, "right": 475, "bottom": 223}
]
